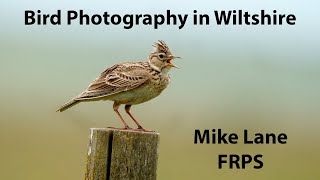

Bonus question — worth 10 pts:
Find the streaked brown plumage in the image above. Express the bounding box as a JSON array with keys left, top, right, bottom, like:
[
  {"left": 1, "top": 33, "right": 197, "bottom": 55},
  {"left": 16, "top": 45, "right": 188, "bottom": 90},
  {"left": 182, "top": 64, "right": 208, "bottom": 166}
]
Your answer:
[{"left": 57, "top": 40, "right": 179, "bottom": 131}]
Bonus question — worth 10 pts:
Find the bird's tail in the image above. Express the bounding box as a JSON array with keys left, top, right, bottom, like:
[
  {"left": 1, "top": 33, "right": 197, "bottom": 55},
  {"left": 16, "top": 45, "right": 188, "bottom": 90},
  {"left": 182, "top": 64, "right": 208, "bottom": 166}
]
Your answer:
[{"left": 56, "top": 99, "right": 80, "bottom": 112}]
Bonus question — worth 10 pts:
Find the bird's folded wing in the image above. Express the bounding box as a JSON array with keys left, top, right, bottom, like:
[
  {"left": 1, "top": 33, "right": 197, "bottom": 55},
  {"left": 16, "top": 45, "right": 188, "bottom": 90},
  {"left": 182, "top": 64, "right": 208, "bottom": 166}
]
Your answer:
[{"left": 75, "top": 65, "right": 149, "bottom": 100}]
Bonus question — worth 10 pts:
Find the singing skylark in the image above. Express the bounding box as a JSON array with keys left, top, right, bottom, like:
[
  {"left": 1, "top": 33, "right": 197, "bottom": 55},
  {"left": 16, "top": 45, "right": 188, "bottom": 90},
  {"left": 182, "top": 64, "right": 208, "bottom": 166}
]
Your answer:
[{"left": 57, "top": 40, "right": 180, "bottom": 131}]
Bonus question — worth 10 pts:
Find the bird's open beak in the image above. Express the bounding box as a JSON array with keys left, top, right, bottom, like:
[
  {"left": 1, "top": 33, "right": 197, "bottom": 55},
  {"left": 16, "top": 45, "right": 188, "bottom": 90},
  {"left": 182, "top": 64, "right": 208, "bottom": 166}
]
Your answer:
[{"left": 166, "top": 55, "right": 181, "bottom": 68}]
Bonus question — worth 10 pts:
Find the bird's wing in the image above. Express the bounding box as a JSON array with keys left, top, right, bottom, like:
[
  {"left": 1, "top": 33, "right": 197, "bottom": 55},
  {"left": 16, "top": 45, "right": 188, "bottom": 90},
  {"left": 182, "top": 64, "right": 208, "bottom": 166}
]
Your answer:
[{"left": 75, "top": 63, "right": 150, "bottom": 100}]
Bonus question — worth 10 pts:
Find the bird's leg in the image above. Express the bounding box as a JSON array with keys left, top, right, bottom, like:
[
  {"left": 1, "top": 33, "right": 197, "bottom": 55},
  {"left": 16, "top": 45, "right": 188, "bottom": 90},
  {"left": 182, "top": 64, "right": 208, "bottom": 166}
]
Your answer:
[
  {"left": 125, "top": 105, "right": 154, "bottom": 132},
  {"left": 112, "top": 102, "right": 131, "bottom": 130},
  {"left": 124, "top": 105, "right": 142, "bottom": 128}
]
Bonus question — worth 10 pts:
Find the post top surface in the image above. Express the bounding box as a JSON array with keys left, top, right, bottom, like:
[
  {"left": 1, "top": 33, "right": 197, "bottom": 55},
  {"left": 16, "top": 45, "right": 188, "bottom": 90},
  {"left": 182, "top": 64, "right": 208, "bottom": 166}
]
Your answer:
[{"left": 89, "top": 128, "right": 160, "bottom": 135}]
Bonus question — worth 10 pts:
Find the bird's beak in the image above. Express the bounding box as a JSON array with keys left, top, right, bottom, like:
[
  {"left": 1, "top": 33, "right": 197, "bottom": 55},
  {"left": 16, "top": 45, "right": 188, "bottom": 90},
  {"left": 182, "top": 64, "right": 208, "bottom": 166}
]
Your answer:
[{"left": 166, "top": 55, "right": 181, "bottom": 68}]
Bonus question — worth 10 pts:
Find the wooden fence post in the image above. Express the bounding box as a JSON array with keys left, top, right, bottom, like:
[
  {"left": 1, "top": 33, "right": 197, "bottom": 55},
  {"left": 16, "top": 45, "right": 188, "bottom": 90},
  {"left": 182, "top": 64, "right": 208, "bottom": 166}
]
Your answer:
[{"left": 85, "top": 128, "right": 160, "bottom": 180}]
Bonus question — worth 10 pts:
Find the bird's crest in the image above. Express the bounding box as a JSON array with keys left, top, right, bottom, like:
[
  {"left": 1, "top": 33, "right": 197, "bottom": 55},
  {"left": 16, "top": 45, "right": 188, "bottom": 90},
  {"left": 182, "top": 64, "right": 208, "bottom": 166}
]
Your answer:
[{"left": 152, "top": 40, "right": 170, "bottom": 54}]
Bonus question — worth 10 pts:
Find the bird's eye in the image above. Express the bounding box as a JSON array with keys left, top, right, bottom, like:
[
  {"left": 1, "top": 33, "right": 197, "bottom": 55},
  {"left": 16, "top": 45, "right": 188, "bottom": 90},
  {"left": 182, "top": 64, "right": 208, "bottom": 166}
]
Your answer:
[{"left": 158, "top": 54, "right": 164, "bottom": 59}]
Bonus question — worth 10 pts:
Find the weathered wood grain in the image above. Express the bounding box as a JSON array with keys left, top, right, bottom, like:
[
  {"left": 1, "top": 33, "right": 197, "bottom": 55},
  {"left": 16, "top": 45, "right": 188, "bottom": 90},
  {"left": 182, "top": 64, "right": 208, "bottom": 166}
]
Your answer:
[{"left": 85, "top": 128, "right": 160, "bottom": 180}]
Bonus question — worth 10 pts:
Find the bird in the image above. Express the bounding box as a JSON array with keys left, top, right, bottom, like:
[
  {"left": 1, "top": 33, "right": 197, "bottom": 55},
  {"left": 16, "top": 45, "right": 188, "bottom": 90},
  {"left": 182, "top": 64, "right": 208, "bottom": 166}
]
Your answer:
[{"left": 56, "top": 40, "right": 180, "bottom": 132}]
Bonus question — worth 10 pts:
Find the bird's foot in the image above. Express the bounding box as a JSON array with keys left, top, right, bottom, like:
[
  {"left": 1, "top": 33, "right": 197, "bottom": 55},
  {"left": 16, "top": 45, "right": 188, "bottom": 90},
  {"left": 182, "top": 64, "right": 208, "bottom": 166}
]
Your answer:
[
  {"left": 107, "top": 126, "right": 155, "bottom": 132},
  {"left": 134, "top": 126, "right": 155, "bottom": 133},
  {"left": 107, "top": 126, "right": 132, "bottom": 131}
]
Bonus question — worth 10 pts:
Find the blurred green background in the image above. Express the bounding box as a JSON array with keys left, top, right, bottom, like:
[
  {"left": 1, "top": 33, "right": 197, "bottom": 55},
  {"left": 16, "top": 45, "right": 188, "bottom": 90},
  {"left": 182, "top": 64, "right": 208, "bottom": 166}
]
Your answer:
[{"left": 1, "top": 0, "right": 319, "bottom": 179}]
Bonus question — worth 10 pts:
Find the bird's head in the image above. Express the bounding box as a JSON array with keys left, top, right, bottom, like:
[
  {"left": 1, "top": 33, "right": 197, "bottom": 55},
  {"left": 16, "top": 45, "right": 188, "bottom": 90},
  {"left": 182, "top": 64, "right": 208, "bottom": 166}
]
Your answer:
[{"left": 148, "top": 40, "right": 180, "bottom": 73}]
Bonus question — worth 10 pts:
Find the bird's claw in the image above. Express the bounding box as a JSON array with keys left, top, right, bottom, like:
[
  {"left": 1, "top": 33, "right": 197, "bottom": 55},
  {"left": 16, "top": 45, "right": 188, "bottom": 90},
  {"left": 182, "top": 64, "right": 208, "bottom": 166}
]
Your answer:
[
  {"left": 107, "top": 126, "right": 155, "bottom": 133},
  {"left": 107, "top": 126, "right": 132, "bottom": 131},
  {"left": 135, "top": 127, "right": 155, "bottom": 132}
]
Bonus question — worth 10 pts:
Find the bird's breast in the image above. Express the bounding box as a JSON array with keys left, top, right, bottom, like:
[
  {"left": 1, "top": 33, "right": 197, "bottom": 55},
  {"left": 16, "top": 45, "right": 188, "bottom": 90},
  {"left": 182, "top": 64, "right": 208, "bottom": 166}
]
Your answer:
[{"left": 108, "top": 74, "right": 170, "bottom": 105}]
